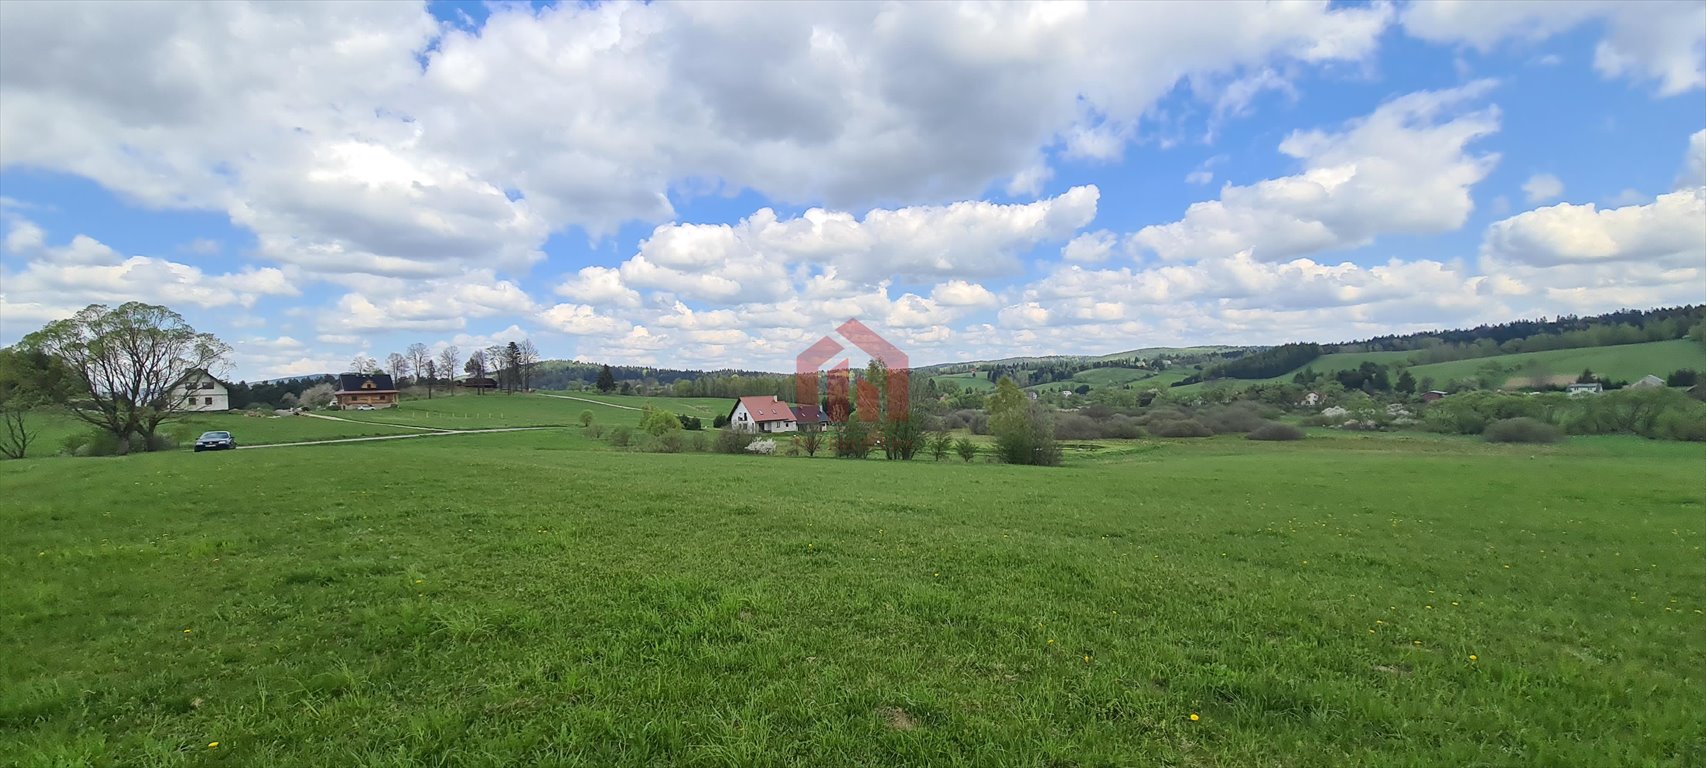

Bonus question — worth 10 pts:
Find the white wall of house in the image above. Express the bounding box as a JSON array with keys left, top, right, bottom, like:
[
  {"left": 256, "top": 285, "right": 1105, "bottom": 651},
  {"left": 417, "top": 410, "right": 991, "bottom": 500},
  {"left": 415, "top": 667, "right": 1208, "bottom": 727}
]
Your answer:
[{"left": 173, "top": 373, "right": 229, "bottom": 412}]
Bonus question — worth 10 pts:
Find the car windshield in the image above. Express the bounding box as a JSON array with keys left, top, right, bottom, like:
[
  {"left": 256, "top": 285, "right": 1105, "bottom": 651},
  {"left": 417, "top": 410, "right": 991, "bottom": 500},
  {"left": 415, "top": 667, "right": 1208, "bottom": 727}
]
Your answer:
[{"left": 199, "top": 432, "right": 230, "bottom": 439}]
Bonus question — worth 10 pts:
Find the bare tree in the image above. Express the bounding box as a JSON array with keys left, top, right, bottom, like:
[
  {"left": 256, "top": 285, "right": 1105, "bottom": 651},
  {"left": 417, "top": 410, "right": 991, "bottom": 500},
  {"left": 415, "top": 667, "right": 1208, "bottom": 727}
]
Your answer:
[
  {"left": 437, "top": 345, "right": 460, "bottom": 396},
  {"left": 516, "top": 338, "right": 540, "bottom": 391},
  {"left": 20, "top": 302, "right": 230, "bottom": 453},
  {"left": 351, "top": 354, "right": 379, "bottom": 374},
  {"left": 386, "top": 352, "right": 411, "bottom": 385},
  {"left": 485, "top": 344, "right": 507, "bottom": 393},
  {"left": 407, "top": 343, "right": 432, "bottom": 395},
  {"left": 465, "top": 349, "right": 487, "bottom": 396},
  {"left": 422, "top": 360, "right": 438, "bottom": 399}
]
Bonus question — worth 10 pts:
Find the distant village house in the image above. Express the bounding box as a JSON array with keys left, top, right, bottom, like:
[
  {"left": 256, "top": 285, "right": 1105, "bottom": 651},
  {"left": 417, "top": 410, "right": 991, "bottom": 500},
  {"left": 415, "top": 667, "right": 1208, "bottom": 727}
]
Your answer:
[
  {"left": 1566, "top": 382, "right": 1603, "bottom": 396},
  {"left": 1420, "top": 390, "right": 1448, "bottom": 403},
  {"left": 172, "top": 368, "right": 230, "bottom": 412},
  {"left": 1629, "top": 374, "right": 1666, "bottom": 390},
  {"left": 334, "top": 373, "right": 400, "bottom": 409}
]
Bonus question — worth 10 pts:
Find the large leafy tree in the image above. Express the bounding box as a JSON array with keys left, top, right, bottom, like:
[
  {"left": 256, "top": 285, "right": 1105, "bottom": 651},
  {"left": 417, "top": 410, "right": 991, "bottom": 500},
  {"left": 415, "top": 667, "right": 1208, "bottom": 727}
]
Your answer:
[
  {"left": 597, "top": 364, "right": 616, "bottom": 393},
  {"left": 21, "top": 302, "right": 230, "bottom": 453}
]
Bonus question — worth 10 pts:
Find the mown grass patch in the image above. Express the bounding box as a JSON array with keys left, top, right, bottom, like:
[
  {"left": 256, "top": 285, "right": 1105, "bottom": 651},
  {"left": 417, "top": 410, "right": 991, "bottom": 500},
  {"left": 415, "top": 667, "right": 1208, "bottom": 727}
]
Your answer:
[{"left": 2, "top": 431, "right": 1701, "bottom": 766}]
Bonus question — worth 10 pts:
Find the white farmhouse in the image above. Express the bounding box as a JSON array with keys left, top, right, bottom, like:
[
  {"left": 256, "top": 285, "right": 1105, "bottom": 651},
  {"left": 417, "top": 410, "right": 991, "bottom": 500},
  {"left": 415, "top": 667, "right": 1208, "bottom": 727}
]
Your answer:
[
  {"left": 172, "top": 369, "right": 230, "bottom": 412},
  {"left": 726, "top": 395, "right": 827, "bottom": 434}
]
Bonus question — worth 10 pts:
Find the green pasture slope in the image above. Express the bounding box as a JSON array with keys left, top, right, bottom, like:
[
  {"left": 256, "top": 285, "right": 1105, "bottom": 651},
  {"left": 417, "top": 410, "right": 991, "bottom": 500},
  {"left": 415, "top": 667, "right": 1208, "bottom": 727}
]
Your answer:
[
  {"left": 1264, "top": 340, "right": 1705, "bottom": 387},
  {"left": 1407, "top": 339, "right": 1706, "bottom": 387},
  {"left": 3, "top": 433, "right": 1701, "bottom": 766},
  {"left": 927, "top": 371, "right": 997, "bottom": 391}
]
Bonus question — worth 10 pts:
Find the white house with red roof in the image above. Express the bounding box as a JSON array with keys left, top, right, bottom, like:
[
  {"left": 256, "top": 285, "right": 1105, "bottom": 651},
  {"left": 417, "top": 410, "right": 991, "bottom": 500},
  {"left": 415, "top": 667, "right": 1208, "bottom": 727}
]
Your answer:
[{"left": 728, "top": 395, "right": 824, "bottom": 433}]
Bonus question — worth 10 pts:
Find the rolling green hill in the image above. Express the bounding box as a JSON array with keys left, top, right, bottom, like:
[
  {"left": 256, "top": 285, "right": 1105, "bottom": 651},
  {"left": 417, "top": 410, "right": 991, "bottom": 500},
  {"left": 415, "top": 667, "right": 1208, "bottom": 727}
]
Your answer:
[
  {"left": 1264, "top": 340, "right": 1704, "bottom": 389},
  {"left": 1406, "top": 339, "right": 1706, "bottom": 388}
]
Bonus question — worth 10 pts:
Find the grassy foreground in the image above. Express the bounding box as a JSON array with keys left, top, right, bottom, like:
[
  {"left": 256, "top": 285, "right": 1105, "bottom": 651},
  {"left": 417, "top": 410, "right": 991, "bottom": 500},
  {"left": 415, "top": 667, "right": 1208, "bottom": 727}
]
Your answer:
[{"left": 2, "top": 432, "right": 1702, "bottom": 766}]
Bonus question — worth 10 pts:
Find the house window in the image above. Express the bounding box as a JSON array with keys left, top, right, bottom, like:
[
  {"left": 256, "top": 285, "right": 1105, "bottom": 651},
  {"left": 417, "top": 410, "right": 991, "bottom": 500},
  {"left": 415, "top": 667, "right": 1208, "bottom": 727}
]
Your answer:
[{"left": 204, "top": 397, "right": 213, "bottom": 405}]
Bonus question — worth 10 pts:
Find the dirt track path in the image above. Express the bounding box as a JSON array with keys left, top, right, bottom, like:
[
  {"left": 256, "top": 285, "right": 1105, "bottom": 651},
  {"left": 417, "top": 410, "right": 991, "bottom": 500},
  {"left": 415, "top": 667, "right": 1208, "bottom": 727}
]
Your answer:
[
  {"left": 236, "top": 426, "right": 551, "bottom": 450},
  {"left": 300, "top": 412, "right": 452, "bottom": 432},
  {"left": 537, "top": 393, "right": 641, "bottom": 410}
]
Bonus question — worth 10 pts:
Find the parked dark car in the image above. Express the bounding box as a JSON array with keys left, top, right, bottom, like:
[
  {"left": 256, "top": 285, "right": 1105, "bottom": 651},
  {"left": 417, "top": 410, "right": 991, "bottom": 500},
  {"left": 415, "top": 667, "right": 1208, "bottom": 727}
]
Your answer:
[{"left": 194, "top": 431, "right": 236, "bottom": 452}]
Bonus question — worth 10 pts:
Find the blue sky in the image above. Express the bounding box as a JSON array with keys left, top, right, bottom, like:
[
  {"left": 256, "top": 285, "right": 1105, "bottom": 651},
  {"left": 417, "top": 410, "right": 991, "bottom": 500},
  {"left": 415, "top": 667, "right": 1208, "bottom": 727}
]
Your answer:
[{"left": 1, "top": 1, "right": 1702, "bottom": 380}]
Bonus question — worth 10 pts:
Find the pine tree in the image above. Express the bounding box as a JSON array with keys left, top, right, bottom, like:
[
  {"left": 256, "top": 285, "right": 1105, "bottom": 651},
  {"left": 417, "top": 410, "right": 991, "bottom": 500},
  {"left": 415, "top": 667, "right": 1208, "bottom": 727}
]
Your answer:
[{"left": 597, "top": 365, "right": 616, "bottom": 393}]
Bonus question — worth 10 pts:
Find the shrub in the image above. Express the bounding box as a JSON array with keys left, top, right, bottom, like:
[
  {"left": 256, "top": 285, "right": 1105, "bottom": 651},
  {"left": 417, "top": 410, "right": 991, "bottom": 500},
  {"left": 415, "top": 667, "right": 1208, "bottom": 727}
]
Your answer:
[
  {"left": 715, "top": 428, "right": 754, "bottom": 454},
  {"left": 833, "top": 420, "right": 873, "bottom": 458},
  {"left": 608, "top": 427, "right": 633, "bottom": 447},
  {"left": 586, "top": 423, "right": 604, "bottom": 438},
  {"left": 746, "top": 438, "right": 777, "bottom": 455},
  {"left": 1483, "top": 417, "right": 1561, "bottom": 444},
  {"left": 1100, "top": 415, "right": 1145, "bottom": 439},
  {"left": 1246, "top": 421, "right": 1305, "bottom": 441},
  {"left": 638, "top": 406, "right": 681, "bottom": 436},
  {"left": 1053, "top": 413, "right": 1102, "bottom": 440},
  {"left": 64, "top": 430, "right": 120, "bottom": 457},
  {"left": 689, "top": 432, "right": 709, "bottom": 452},
  {"left": 648, "top": 432, "right": 684, "bottom": 453},
  {"left": 1660, "top": 409, "right": 1706, "bottom": 441},
  {"left": 712, "top": 414, "right": 730, "bottom": 428},
  {"left": 927, "top": 431, "right": 953, "bottom": 461},
  {"left": 1150, "top": 419, "right": 1212, "bottom": 438},
  {"left": 1201, "top": 401, "right": 1269, "bottom": 434},
  {"left": 578, "top": 409, "right": 595, "bottom": 427},
  {"left": 954, "top": 437, "right": 977, "bottom": 462},
  {"left": 992, "top": 401, "right": 1060, "bottom": 466},
  {"left": 678, "top": 414, "right": 702, "bottom": 430}
]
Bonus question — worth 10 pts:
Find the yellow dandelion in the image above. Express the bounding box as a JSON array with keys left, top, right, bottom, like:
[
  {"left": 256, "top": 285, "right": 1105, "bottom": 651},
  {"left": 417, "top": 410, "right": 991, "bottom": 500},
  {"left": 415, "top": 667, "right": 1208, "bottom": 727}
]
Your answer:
[
  {"left": 414, "top": 579, "right": 423, "bottom": 584},
  {"left": 183, "top": 629, "right": 192, "bottom": 634},
  {"left": 1469, "top": 654, "right": 1478, "bottom": 662},
  {"left": 1083, "top": 655, "right": 1091, "bottom": 663},
  {"left": 208, "top": 742, "right": 219, "bottom": 748},
  {"left": 1189, "top": 713, "right": 1200, "bottom": 722},
  {"left": 1047, "top": 638, "right": 1055, "bottom": 644}
]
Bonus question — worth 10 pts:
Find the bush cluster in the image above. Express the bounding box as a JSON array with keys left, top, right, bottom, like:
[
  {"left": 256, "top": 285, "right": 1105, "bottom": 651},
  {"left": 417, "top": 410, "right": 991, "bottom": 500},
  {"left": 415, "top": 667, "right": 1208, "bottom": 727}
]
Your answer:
[
  {"left": 1246, "top": 422, "right": 1306, "bottom": 441},
  {"left": 1483, "top": 417, "right": 1561, "bottom": 444}
]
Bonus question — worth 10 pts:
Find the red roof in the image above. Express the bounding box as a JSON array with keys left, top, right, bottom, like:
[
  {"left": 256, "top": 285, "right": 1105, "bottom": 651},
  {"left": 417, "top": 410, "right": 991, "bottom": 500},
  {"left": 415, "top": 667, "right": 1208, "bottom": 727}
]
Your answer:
[{"left": 733, "top": 395, "right": 796, "bottom": 423}]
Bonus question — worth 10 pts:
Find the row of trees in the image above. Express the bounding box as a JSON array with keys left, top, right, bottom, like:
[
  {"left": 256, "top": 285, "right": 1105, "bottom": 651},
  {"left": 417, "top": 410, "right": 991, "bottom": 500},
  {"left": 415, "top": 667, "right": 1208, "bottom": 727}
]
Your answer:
[{"left": 349, "top": 339, "right": 542, "bottom": 397}]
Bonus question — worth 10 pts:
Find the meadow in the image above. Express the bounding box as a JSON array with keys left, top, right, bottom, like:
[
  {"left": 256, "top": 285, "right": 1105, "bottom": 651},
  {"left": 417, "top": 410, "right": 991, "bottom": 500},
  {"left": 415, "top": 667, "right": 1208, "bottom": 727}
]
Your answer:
[
  {"left": 1257, "top": 340, "right": 1704, "bottom": 388},
  {"left": 2, "top": 423, "right": 1701, "bottom": 766},
  {"left": 18, "top": 411, "right": 422, "bottom": 455}
]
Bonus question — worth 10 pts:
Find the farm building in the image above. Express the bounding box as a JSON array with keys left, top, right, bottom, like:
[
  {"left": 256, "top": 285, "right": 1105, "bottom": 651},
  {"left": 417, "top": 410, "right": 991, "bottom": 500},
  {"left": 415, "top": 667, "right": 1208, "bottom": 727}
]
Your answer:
[
  {"left": 1300, "top": 391, "right": 1324, "bottom": 407},
  {"left": 172, "top": 368, "right": 230, "bottom": 412},
  {"left": 1629, "top": 374, "right": 1666, "bottom": 389},
  {"left": 728, "top": 395, "right": 823, "bottom": 434},
  {"left": 1567, "top": 382, "right": 1604, "bottom": 396},
  {"left": 334, "top": 373, "right": 400, "bottom": 409},
  {"left": 1420, "top": 390, "right": 1448, "bottom": 403}
]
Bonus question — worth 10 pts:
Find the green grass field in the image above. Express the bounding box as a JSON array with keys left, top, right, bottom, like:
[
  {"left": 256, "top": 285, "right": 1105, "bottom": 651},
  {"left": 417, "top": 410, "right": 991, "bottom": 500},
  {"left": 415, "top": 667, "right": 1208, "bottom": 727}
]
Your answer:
[
  {"left": 2, "top": 430, "right": 1701, "bottom": 766},
  {"left": 1263, "top": 340, "right": 1705, "bottom": 388},
  {"left": 338, "top": 392, "right": 731, "bottom": 431},
  {"left": 1406, "top": 339, "right": 1706, "bottom": 387},
  {"left": 16, "top": 411, "right": 423, "bottom": 455},
  {"left": 927, "top": 372, "right": 997, "bottom": 392}
]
